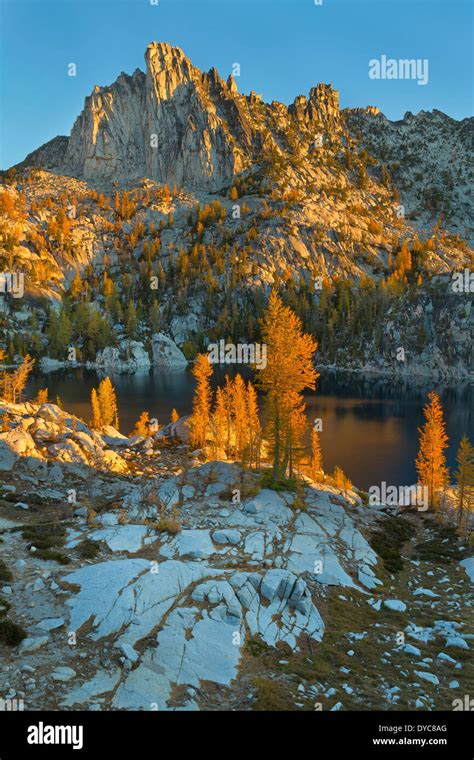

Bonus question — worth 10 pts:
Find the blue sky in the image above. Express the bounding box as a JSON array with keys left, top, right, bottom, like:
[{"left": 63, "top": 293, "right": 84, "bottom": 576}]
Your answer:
[{"left": 1, "top": 0, "right": 472, "bottom": 168}]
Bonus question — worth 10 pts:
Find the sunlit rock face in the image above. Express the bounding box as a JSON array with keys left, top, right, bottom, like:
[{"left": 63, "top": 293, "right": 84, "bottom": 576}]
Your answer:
[
  {"left": 62, "top": 42, "right": 248, "bottom": 190},
  {"left": 64, "top": 68, "right": 147, "bottom": 183},
  {"left": 143, "top": 42, "right": 244, "bottom": 191},
  {"left": 32, "top": 41, "right": 348, "bottom": 192}
]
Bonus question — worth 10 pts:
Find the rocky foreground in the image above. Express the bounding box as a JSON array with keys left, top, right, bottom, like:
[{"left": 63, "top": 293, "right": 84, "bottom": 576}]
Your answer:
[{"left": 0, "top": 401, "right": 472, "bottom": 711}]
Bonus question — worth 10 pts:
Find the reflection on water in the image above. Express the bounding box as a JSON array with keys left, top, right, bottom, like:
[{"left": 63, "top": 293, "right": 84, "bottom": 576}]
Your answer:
[{"left": 26, "top": 367, "right": 473, "bottom": 491}]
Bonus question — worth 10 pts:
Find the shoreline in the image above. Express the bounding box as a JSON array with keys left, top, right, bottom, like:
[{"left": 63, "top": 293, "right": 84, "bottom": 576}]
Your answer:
[{"left": 28, "top": 357, "right": 473, "bottom": 385}]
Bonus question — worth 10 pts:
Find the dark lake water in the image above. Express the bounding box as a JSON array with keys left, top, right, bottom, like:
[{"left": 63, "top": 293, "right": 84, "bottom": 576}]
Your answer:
[{"left": 26, "top": 368, "right": 473, "bottom": 491}]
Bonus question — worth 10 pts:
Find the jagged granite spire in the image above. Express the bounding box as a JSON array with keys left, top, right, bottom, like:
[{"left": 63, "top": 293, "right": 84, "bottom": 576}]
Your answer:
[{"left": 60, "top": 42, "right": 250, "bottom": 189}]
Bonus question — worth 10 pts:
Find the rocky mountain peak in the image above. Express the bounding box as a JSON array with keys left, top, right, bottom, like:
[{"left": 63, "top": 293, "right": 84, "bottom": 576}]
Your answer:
[
  {"left": 145, "top": 40, "right": 198, "bottom": 98},
  {"left": 39, "top": 41, "right": 252, "bottom": 190},
  {"left": 12, "top": 41, "right": 473, "bottom": 230},
  {"left": 288, "top": 83, "right": 340, "bottom": 130},
  {"left": 146, "top": 39, "right": 185, "bottom": 59},
  {"left": 226, "top": 74, "right": 238, "bottom": 94}
]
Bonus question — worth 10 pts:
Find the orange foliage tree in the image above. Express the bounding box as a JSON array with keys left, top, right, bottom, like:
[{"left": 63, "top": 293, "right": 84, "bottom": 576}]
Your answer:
[
  {"left": 416, "top": 391, "right": 449, "bottom": 510},
  {"left": 190, "top": 354, "right": 213, "bottom": 449},
  {"left": 258, "top": 292, "right": 318, "bottom": 478}
]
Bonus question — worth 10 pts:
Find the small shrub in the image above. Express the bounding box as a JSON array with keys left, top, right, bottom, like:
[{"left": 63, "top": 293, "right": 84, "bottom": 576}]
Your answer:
[
  {"left": 252, "top": 677, "right": 292, "bottom": 711},
  {"left": 181, "top": 340, "right": 198, "bottom": 360},
  {"left": 35, "top": 549, "right": 70, "bottom": 565},
  {"left": 240, "top": 482, "right": 261, "bottom": 499},
  {"left": 413, "top": 526, "right": 465, "bottom": 564},
  {"left": 153, "top": 502, "right": 181, "bottom": 535},
  {"left": 245, "top": 638, "right": 270, "bottom": 657},
  {"left": 76, "top": 539, "right": 100, "bottom": 560},
  {"left": 86, "top": 508, "right": 98, "bottom": 527},
  {"left": 22, "top": 523, "right": 66, "bottom": 551},
  {"left": 0, "top": 559, "right": 12, "bottom": 583},
  {"left": 0, "top": 620, "right": 27, "bottom": 646},
  {"left": 369, "top": 516, "right": 415, "bottom": 574},
  {"left": 154, "top": 517, "right": 180, "bottom": 535},
  {"left": 331, "top": 466, "right": 353, "bottom": 491},
  {"left": 259, "top": 471, "right": 298, "bottom": 492},
  {"left": 292, "top": 495, "right": 307, "bottom": 511}
]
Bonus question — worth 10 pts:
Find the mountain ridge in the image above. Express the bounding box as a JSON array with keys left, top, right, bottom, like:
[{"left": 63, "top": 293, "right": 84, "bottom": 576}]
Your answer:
[{"left": 13, "top": 41, "right": 473, "bottom": 241}]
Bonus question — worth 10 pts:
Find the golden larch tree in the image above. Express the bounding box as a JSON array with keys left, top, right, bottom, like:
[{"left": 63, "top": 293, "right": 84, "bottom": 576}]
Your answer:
[
  {"left": 232, "top": 373, "right": 249, "bottom": 461},
  {"left": 91, "top": 377, "right": 119, "bottom": 430},
  {"left": 210, "top": 386, "right": 228, "bottom": 458},
  {"left": 285, "top": 392, "right": 307, "bottom": 477},
  {"left": 0, "top": 353, "right": 35, "bottom": 404},
  {"left": 99, "top": 377, "right": 119, "bottom": 429},
  {"left": 190, "top": 354, "right": 213, "bottom": 448},
  {"left": 246, "top": 380, "right": 261, "bottom": 469},
  {"left": 91, "top": 388, "right": 102, "bottom": 429},
  {"left": 223, "top": 375, "right": 233, "bottom": 455},
  {"left": 257, "top": 292, "right": 318, "bottom": 478},
  {"left": 416, "top": 391, "right": 449, "bottom": 510},
  {"left": 310, "top": 424, "right": 323, "bottom": 479},
  {"left": 132, "top": 411, "right": 150, "bottom": 437},
  {"left": 455, "top": 435, "right": 474, "bottom": 531},
  {"left": 35, "top": 388, "right": 48, "bottom": 405}
]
